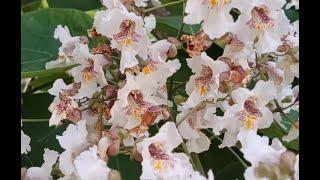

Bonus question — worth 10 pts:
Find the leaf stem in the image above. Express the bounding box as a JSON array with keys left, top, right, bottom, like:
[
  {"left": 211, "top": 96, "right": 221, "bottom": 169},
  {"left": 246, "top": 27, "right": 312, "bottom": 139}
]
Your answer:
[
  {"left": 274, "top": 100, "right": 299, "bottom": 129},
  {"left": 191, "top": 153, "right": 206, "bottom": 176},
  {"left": 143, "top": 0, "right": 187, "bottom": 13},
  {"left": 216, "top": 136, "right": 249, "bottom": 169},
  {"left": 176, "top": 101, "right": 207, "bottom": 126},
  {"left": 22, "top": 119, "right": 49, "bottom": 122},
  {"left": 175, "top": 2, "right": 186, "bottom": 39}
]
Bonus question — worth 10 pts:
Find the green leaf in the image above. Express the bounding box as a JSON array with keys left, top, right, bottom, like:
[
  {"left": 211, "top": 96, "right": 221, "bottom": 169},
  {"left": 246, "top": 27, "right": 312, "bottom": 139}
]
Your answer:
[
  {"left": 108, "top": 155, "right": 142, "bottom": 180},
  {"left": 47, "top": 0, "right": 101, "bottom": 11},
  {"left": 285, "top": 7, "right": 299, "bottom": 23},
  {"left": 156, "top": 16, "right": 200, "bottom": 37},
  {"left": 22, "top": 93, "right": 53, "bottom": 118},
  {"left": 21, "top": 93, "right": 66, "bottom": 167},
  {"left": 259, "top": 122, "right": 299, "bottom": 152},
  {"left": 21, "top": 64, "right": 78, "bottom": 79},
  {"left": 199, "top": 138, "right": 245, "bottom": 180},
  {"left": 21, "top": 8, "right": 93, "bottom": 72},
  {"left": 159, "top": 0, "right": 184, "bottom": 16}
]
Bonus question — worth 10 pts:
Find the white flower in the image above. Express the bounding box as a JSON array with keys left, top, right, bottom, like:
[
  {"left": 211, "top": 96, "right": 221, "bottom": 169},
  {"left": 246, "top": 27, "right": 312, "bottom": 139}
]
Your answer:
[
  {"left": 69, "top": 44, "right": 108, "bottom": 99},
  {"left": 74, "top": 146, "right": 111, "bottom": 180},
  {"left": 294, "top": 155, "right": 299, "bottom": 180},
  {"left": 144, "top": 14, "right": 156, "bottom": 33},
  {"left": 184, "top": 0, "right": 236, "bottom": 39},
  {"left": 48, "top": 79, "right": 81, "bottom": 126},
  {"left": 56, "top": 120, "right": 89, "bottom": 176},
  {"left": 139, "top": 40, "right": 181, "bottom": 87},
  {"left": 26, "top": 149, "right": 59, "bottom": 180},
  {"left": 233, "top": 0, "right": 291, "bottom": 54},
  {"left": 183, "top": 52, "right": 229, "bottom": 108},
  {"left": 46, "top": 25, "right": 87, "bottom": 69},
  {"left": 177, "top": 105, "right": 217, "bottom": 153},
  {"left": 286, "top": 0, "right": 299, "bottom": 10},
  {"left": 137, "top": 122, "right": 195, "bottom": 179},
  {"left": 238, "top": 131, "right": 298, "bottom": 180},
  {"left": 110, "top": 73, "right": 169, "bottom": 138},
  {"left": 94, "top": 7, "right": 151, "bottom": 72},
  {"left": 21, "top": 121, "right": 31, "bottom": 154},
  {"left": 21, "top": 130, "right": 31, "bottom": 155},
  {"left": 217, "top": 80, "right": 276, "bottom": 148},
  {"left": 221, "top": 33, "right": 253, "bottom": 71}
]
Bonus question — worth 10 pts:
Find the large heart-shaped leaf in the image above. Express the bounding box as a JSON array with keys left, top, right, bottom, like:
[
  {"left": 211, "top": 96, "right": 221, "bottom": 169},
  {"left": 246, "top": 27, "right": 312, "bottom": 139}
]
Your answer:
[
  {"left": 21, "top": 8, "right": 93, "bottom": 72},
  {"left": 47, "top": 0, "right": 101, "bottom": 11}
]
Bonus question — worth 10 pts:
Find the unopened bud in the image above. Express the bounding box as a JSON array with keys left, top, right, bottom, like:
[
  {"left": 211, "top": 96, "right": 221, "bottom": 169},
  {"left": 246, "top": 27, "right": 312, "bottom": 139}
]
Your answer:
[
  {"left": 167, "top": 44, "right": 177, "bottom": 58},
  {"left": 88, "top": 27, "right": 99, "bottom": 38},
  {"left": 66, "top": 109, "right": 82, "bottom": 123},
  {"left": 21, "top": 168, "right": 27, "bottom": 180},
  {"left": 131, "top": 146, "right": 143, "bottom": 162},
  {"left": 104, "top": 85, "right": 119, "bottom": 99},
  {"left": 108, "top": 170, "right": 122, "bottom": 180},
  {"left": 167, "top": 37, "right": 182, "bottom": 49},
  {"left": 280, "top": 151, "right": 296, "bottom": 172},
  {"left": 98, "top": 136, "right": 113, "bottom": 161},
  {"left": 87, "top": 132, "right": 100, "bottom": 145}
]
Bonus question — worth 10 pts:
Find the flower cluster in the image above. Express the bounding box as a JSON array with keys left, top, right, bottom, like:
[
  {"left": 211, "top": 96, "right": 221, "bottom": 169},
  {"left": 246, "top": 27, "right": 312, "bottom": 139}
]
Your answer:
[{"left": 21, "top": 0, "right": 299, "bottom": 179}]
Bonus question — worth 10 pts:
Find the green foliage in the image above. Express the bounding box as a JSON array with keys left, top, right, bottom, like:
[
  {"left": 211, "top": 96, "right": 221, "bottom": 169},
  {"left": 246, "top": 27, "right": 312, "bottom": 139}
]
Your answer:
[
  {"left": 108, "top": 155, "right": 142, "bottom": 180},
  {"left": 22, "top": 8, "right": 93, "bottom": 72},
  {"left": 47, "top": 0, "right": 101, "bottom": 11}
]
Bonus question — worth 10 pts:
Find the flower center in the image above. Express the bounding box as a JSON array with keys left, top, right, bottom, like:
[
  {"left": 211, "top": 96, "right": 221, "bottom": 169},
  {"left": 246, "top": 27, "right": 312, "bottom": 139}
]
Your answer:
[
  {"left": 56, "top": 92, "right": 76, "bottom": 115},
  {"left": 148, "top": 143, "right": 171, "bottom": 171},
  {"left": 195, "top": 65, "right": 214, "bottom": 97},
  {"left": 236, "top": 98, "right": 263, "bottom": 129},
  {"left": 125, "top": 90, "right": 151, "bottom": 119},
  {"left": 247, "top": 5, "right": 274, "bottom": 31},
  {"left": 142, "top": 61, "right": 158, "bottom": 74},
  {"left": 81, "top": 59, "right": 96, "bottom": 81},
  {"left": 114, "top": 19, "right": 140, "bottom": 47},
  {"left": 209, "top": 0, "right": 230, "bottom": 8}
]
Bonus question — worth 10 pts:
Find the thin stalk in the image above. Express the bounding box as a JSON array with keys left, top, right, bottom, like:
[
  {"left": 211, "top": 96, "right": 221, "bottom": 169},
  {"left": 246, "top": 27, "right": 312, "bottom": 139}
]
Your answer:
[
  {"left": 274, "top": 100, "right": 299, "bottom": 129},
  {"left": 176, "top": 101, "right": 207, "bottom": 126},
  {"left": 181, "top": 143, "right": 197, "bottom": 170},
  {"left": 143, "top": 0, "right": 187, "bottom": 13},
  {"left": 191, "top": 153, "right": 206, "bottom": 176},
  {"left": 22, "top": 119, "right": 49, "bottom": 122}
]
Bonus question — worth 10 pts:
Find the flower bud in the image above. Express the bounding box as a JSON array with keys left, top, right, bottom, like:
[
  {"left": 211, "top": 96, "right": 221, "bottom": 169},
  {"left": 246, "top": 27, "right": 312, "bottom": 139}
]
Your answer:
[
  {"left": 21, "top": 168, "right": 27, "bottom": 180},
  {"left": 98, "top": 136, "right": 113, "bottom": 161},
  {"left": 104, "top": 128, "right": 121, "bottom": 156},
  {"left": 167, "top": 44, "right": 177, "bottom": 58},
  {"left": 280, "top": 151, "right": 296, "bottom": 172},
  {"left": 66, "top": 108, "right": 82, "bottom": 123},
  {"left": 131, "top": 146, "right": 143, "bottom": 162},
  {"left": 104, "top": 85, "right": 119, "bottom": 99},
  {"left": 167, "top": 37, "right": 182, "bottom": 49},
  {"left": 88, "top": 27, "right": 99, "bottom": 38},
  {"left": 108, "top": 169, "right": 122, "bottom": 180}
]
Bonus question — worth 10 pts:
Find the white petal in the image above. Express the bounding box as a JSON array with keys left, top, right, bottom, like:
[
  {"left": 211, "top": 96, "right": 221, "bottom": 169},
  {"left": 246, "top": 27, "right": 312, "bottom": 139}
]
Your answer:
[
  {"left": 21, "top": 130, "right": 31, "bottom": 154},
  {"left": 186, "top": 131, "right": 211, "bottom": 153},
  {"left": 144, "top": 14, "right": 156, "bottom": 33}
]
